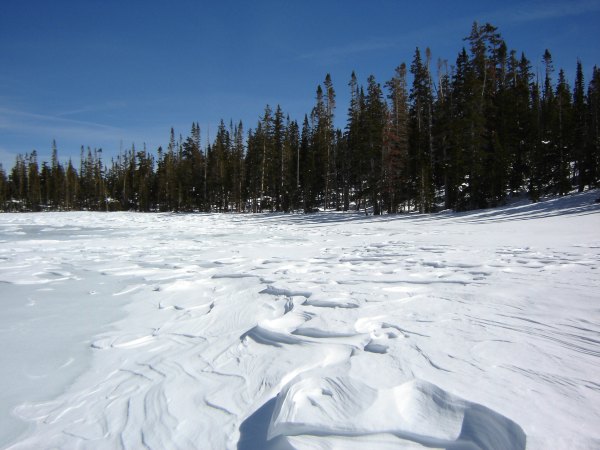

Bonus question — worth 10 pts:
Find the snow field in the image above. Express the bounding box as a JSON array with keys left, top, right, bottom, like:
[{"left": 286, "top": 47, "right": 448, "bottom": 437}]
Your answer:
[{"left": 0, "top": 191, "right": 599, "bottom": 449}]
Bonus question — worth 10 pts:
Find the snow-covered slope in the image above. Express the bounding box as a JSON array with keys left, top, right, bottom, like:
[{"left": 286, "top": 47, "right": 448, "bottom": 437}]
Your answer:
[{"left": 1, "top": 191, "right": 599, "bottom": 449}]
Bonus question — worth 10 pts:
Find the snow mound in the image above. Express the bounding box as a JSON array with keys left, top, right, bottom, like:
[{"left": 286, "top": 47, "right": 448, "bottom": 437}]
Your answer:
[{"left": 263, "top": 376, "right": 525, "bottom": 450}]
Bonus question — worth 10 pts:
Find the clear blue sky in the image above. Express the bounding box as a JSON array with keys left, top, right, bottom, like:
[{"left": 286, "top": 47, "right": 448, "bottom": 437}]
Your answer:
[{"left": 1, "top": 0, "right": 599, "bottom": 168}]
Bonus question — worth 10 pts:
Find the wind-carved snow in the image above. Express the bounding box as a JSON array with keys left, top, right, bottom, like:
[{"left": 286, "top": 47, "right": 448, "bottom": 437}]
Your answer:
[
  {"left": 0, "top": 191, "right": 599, "bottom": 449},
  {"left": 266, "top": 376, "right": 525, "bottom": 450}
]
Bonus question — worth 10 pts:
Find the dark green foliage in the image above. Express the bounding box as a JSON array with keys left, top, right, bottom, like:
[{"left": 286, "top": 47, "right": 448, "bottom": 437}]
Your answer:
[
  {"left": 588, "top": 67, "right": 600, "bottom": 187},
  {"left": 0, "top": 164, "right": 7, "bottom": 208},
  {"left": 409, "top": 48, "right": 435, "bottom": 212},
  {"left": 384, "top": 63, "right": 410, "bottom": 212},
  {"left": 2, "top": 22, "right": 598, "bottom": 214}
]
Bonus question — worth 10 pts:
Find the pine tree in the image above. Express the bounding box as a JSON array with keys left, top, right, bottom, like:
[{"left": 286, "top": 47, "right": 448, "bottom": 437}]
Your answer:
[
  {"left": 166, "top": 128, "right": 178, "bottom": 210},
  {"left": 50, "top": 141, "right": 66, "bottom": 208},
  {"left": 310, "top": 86, "right": 328, "bottom": 208},
  {"left": 0, "top": 164, "right": 7, "bottom": 210},
  {"left": 323, "top": 74, "right": 336, "bottom": 209},
  {"left": 10, "top": 154, "right": 28, "bottom": 210},
  {"left": 464, "top": 22, "right": 506, "bottom": 208},
  {"left": 554, "top": 69, "right": 573, "bottom": 194},
  {"left": 27, "top": 151, "right": 41, "bottom": 211},
  {"left": 333, "top": 128, "right": 347, "bottom": 210},
  {"left": 573, "top": 60, "right": 587, "bottom": 191},
  {"left": 244, "top": 126, "right": 261, "bottom": 212},
  {"left": 258, "top": 106, "right": 274, "bottom": 210},
  {"left": 65, "top": 159, "right": 79, "bottom": 210},
  {"left": 39, "top": 162, "right": 50, "bottom": 206},
  {"left": 96, "top": 149, "right": 108, "bottom": 210},
  {"left": 587, "top": 66, "right": 600, "bottom": 187},
  {"left": 273, "top": 106, "right": 285, "bottom": 211},
  {"left": 155, "top": 147, "right": 167, "bottom": 211},
  {"left": 385, "top": 63, "right": 410, "bottom": 212},
  {"left": 528, "top": 79, "right": 544, "bottom": 201},
  {"left": 135, "top": 145, "right": 154, "bottom": 211},
  {"left": 363, "top": 75, "right": 386, "bottom": 214},
  {"left": 431, "top": 59, "right": 453, "bottom": 209},
  {"left": 448, "top": 49, "right": 470, "bottom": 210},
  {"left": 506, "top": 52, "right": 534, "bottom": 195},
  {"left": 409, "top": 48, "right": 435, "bottom": 212},
  {"left": 487, "top": 38, "right": 510, "bottom": 206},
  {"left": 299, "top": 114, "right": 314, "bottom": 211},
  {"left": 232, "top": 121, "right": 245, "bottom": 212},
  {"left": 180, "top": 123, "right": 203, "bottom": 210},
  {"left": 345, "top": 71, "right": 364, "bottom": 211},
  {"left": 282, "top": 116, "right": 299, "bottom": 212},
  {"left": 207, "top": 120, "right": 231, "bottom": 212}
]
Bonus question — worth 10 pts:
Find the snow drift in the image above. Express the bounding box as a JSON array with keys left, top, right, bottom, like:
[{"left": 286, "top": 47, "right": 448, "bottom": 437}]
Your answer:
[{"left": 0, "top": 191, "right": 599, "bottom": 449}]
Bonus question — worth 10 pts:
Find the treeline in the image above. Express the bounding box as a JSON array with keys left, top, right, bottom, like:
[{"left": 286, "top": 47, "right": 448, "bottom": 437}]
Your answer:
[{"left": 1, "top": 22, "right": 599, "bottom": 213}]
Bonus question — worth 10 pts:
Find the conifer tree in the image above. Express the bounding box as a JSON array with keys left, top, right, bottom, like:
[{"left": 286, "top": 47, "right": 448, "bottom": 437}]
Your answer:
[
  {"left": 273, "top": 106, "right": 285, "bottom": 211},
  {"left": 431, "top": 59, "right": 453, "bottom": 209},
  {"left": 27, "top": 151, "right": 41, "bottom": 211},
  {"left": 554, "top": 69, "right": 573, "bottom": 194},
  {"left": 10, "top": 154, "right": 28, "bottom": 210},
  {"left": 244, "top": 128, "right": 260, "bottom": 212},
  {"left": 364, "top": 75, "right": 387, "bottom": 214},
  {"left": 232, "top": 121, "right": 245, "bottom": 212},
  {"left": 409, "top": 48, "right": 435, "bottom": 212},
  {"left": 135, "top": 145, "right": 154, "bottom": 211},
  {"left": 310, "top": 86, "right": 328, "bottom": 208},
  {"left": 385, "top": 63, "right": 410, "bottom": 212},
  {"left": 166, "top": 128, "right": 178, "bottom": 210},
  {"left": 464, "top": 22, "right": 505, "bottom": 208},
  {"left": 333, "top": 128, "right": 347, "bottom": 210},
  {"left": 50, "top": 141, "right": 66, "bottom": 208},
  {"left": 282, "top": 116, "right": 299, "bottom": 212},
  {"left": 258, "top": 106, "right": 274, "bottom": 210},
  {"left": 299, "top": 114, "right": 314, "bottom": 211},
  {"left": 506, "top": 52, "right": 534, "bottom": 195},
  {"left": 155, "top": 146, "right": 167, "bottom": 211},
  {"left": 587, "top": 66, "right": 600, "bottom": 187},
  {"left": 65, "top": 159, "right": 79, "bottom": 210},
  {"left": 323, "top": 74, "right": 336, "bottom": 209},
  {"left": 528, "top": 79, "right": 544, "bottom": 201},
  {"left": 345, "top": 71, "right": 363, "bottom": 210},
  {"left": 573, "top": 61, "right": 587, "bottom": 191},
  {"left": 39, "top": 161, "right": 51, "bottom": 207},
  {"left": 0, "top": 164, "right": 7, "bottom": 210}
]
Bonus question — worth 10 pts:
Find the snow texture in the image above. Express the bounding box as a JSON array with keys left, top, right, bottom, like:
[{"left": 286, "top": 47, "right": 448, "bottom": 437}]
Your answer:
[{"left": 0, "top": 190, "right": 599, "bottom": 449}]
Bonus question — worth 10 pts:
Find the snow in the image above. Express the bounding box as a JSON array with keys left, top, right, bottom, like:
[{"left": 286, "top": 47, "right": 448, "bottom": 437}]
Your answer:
[{"left": 0, "top": 191, "right": 599, "bottom": 450}]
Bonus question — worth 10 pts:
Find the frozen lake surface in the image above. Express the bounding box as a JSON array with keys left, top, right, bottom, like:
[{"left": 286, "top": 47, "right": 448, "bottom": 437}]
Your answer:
[{"left": 1, "top": 191, "right": 599, "bottom": 449}]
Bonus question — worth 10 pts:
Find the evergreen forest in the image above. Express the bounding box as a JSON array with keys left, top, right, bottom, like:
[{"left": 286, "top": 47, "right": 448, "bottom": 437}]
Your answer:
[{"left": 1, "top": 23, "right": 599, "bottom": 214}]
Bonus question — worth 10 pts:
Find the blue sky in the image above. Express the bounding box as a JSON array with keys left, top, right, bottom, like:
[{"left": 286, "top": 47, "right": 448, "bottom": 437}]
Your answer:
[{"left": 1, "top": 0, "right": 599, "bottom": 168}]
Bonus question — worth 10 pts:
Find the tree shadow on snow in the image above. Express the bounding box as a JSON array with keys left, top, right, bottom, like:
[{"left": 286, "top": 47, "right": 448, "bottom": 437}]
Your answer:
[
  {"left": 453, "top": 190, "right": 600, "bottom": 224},
  {"left": 237, "top": 189, "right": 599, "bottom": 227}
]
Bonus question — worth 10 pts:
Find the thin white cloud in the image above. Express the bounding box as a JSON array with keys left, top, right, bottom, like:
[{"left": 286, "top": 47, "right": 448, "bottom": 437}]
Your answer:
[
  {"left": 297, "top": 0, "right": 599, "bottom": 65},
  {"left": 297, "top": 38, "right": 398, "bottom": 62},
  {"left": 499, "top": 0, "right": 600, "bottom": 23},
  {"left": 0, "top": 107, "right": 123, "bottom": 142},
  {"left": 54, "top": 101, "right": 128, "bottom": 118},
  {"left": 0, "top": 106, "right": 171, "bottom": 166},
  {"left": 295, "top": 16, "right": 496, "bottom": 66}
]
